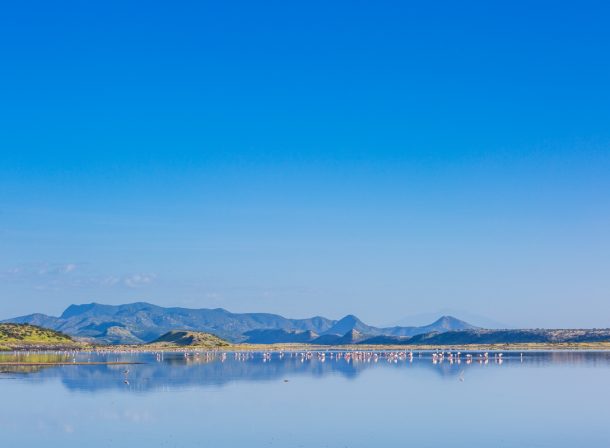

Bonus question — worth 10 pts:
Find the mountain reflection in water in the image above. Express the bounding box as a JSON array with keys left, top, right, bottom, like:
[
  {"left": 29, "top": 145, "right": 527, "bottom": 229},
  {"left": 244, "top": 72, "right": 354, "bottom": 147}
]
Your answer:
[{"left": 2, "top": 350, "right": 609, "bottom": 393}]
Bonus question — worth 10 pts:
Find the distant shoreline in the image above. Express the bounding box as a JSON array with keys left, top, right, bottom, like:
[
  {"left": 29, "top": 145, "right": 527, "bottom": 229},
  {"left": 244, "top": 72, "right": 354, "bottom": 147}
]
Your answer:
[{"left": 3, "top": 341, "right": 610, "bottom": 352}]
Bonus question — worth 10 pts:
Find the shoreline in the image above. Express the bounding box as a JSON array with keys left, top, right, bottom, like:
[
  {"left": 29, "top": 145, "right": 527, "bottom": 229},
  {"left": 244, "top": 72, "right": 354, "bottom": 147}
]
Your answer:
[
  {"left": 0, "top": 361, "right": 144, "bottom": 366},
  {"left": 3, "top": 341, "right": 610, "bottom": 353}
]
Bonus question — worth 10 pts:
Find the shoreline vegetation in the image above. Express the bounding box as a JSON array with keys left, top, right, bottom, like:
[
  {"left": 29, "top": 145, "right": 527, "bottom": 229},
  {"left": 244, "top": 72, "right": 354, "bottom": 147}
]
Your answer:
[
  {"left": 105, "top": 341, "right": 610, "bottom": 353},
  {"left": 2, "top": 323, "right": 610, "bottom": 356}
]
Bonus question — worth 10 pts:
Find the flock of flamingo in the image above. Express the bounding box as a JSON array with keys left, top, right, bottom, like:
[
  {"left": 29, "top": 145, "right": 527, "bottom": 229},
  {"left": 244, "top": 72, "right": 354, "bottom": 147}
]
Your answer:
[
  {"left": 168, "top": 349, "right": 519, "bottom": 365},
  {"left": 4, "top": 348, "right": 521, "bottom": 367}
]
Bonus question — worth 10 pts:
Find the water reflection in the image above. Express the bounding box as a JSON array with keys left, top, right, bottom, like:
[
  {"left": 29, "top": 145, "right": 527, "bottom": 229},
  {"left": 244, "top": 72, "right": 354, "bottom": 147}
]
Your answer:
[{"left": 2, "top": 350, "right": 609, "bottom": 393}]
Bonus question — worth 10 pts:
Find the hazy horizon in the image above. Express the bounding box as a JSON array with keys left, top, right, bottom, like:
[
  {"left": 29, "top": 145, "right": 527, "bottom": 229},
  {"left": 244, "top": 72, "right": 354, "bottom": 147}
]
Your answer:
[{"left": 2, "top": 1, "right": 610, "bottom": 328}]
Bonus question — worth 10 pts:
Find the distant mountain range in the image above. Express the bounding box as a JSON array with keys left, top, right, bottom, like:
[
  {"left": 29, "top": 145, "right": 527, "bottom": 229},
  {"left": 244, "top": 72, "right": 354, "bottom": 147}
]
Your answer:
[
  {"left": 242, "top": 315, "right": 474, "bottom": 344},
  {"left": 2, "top": 302, "right": 476, "bottom": 344}
]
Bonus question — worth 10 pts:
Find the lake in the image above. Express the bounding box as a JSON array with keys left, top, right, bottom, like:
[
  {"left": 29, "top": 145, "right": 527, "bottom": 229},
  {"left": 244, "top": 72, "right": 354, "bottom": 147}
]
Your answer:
[{"left": 1, "top": 350, "right": 609, "bottom": 447}]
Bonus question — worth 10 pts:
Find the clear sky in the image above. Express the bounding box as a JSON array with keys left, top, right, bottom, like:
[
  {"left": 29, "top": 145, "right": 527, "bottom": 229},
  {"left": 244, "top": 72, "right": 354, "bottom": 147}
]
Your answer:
[{"left": 1, "top": 1, "right": 609, "bottom": 327}]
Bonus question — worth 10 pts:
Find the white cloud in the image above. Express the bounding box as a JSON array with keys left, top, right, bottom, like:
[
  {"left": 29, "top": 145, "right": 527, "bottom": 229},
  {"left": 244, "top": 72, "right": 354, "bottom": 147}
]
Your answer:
[
  {"left": 1, "top": 263, "right": 157, "bottom": 290},
  {"left": 123, "top": 273, "right": 156, "bottom": 288},
  {"left": 62, "top": 263, "right": 78, "bottom": 274},
  {"left": 1, "top": 262, "right": 81, "bottom": 279}
]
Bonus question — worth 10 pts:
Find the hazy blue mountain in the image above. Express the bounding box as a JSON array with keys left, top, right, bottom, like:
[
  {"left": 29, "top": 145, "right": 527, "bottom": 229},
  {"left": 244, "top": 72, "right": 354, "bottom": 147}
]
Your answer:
[
  {"left": 409, "top": 315, "right": 477, "bottom": 333},
  {"left": 243, "top": 329, "right": 319, "bottom": 344},
  {"left": 391, "top": 310, "right": 510, "bottom": 329},
  {"left": 313, "top": 329, "right": 369, "bottom": 345},
  {"left": 318, "top": 315, "right": 476, "bottom": 338},
  {"left": 8, "top": 313, "right": 62, "bottom": 329},
  {"left": 3, "top": 302, "right": 476, "bottom": 344},
  {"left": 7, "top": 303, "right": 607, "bottom": 345},
  {"left": 4, "top": 302, "right": 336, "bottom": 343},
  {"left": 321, "top": 315, "right": 380, "bottom": 336},
  {"left": 309, "top": 333, "right": 344, "bottom": 345}
]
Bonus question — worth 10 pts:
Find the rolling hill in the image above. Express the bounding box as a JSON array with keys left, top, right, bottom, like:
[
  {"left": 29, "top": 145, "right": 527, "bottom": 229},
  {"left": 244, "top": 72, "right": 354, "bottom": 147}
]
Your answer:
[
  {"left": 351, "top": 328, "right": 610, "bottom": 345},
  {"left": 0, "top": 323, "right": 80, "bottom": 350},
  {"left": 243, "top": 329, "right": 319, "bottom": 344},
  {"left": 148, "top": 330, "right": 230, "bottom": 348},
  {"left": 401, "top": 328, "right": 610, "bottom": 345}
]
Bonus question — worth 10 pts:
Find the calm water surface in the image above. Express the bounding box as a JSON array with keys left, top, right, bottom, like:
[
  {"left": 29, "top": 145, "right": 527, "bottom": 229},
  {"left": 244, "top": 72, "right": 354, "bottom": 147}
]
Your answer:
[{"left": 1, "top": 350, "right": 609, "bottom": 447}]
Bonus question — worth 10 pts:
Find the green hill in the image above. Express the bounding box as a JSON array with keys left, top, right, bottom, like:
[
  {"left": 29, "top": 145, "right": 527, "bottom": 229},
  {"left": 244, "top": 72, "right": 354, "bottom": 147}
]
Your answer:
[
  {"left": 148, "top": 330, "right": 230, "bottom": 348},
  {"left": 0, "top": 323, "right": 78, "bottom": 350}
]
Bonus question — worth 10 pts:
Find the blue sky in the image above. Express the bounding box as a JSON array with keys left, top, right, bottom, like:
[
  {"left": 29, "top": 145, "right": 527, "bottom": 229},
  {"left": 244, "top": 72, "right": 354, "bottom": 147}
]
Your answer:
[{"left": 1, "top": 1, "right": 609, "bottom": 327}]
